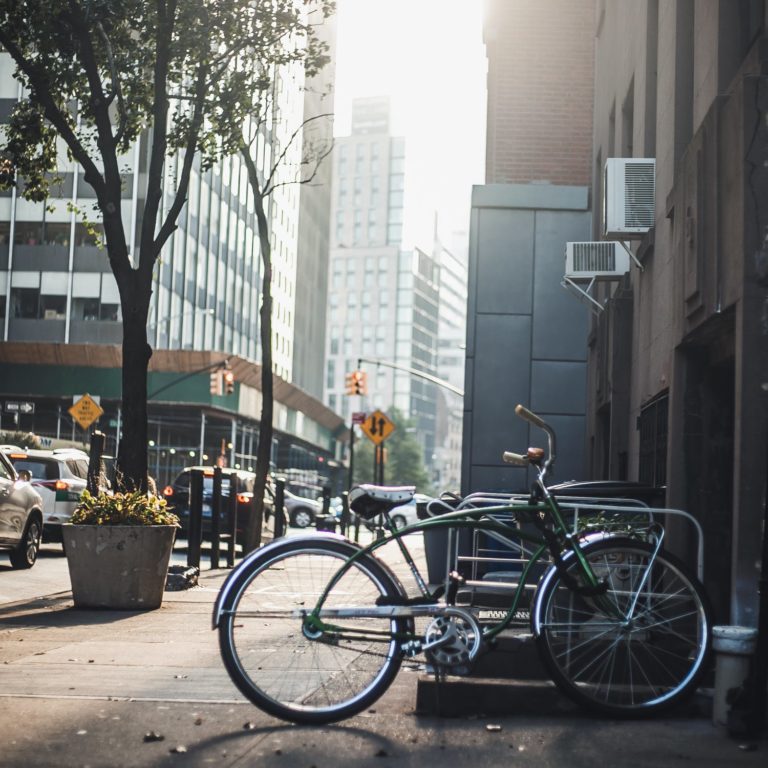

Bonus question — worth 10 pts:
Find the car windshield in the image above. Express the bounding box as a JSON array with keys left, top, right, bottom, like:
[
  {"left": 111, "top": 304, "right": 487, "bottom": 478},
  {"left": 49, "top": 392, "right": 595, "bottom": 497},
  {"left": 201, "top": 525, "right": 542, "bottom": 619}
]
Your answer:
[{"left": 9, "top": 458, "right": 58, "bottom": 481}]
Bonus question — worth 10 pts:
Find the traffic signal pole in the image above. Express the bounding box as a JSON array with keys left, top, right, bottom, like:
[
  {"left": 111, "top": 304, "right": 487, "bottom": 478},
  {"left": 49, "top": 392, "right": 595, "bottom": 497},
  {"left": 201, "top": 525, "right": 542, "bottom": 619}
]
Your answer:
[
  {"left": 147, "top": 358, "right": 231, "bottom": 399},
  {"left": 357, "top": 356, "right": 464, "bottom": 396}
]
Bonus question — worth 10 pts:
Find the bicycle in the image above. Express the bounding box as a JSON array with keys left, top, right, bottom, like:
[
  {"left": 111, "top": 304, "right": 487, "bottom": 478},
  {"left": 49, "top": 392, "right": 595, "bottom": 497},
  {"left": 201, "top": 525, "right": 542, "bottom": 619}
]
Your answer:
[{"left": 213, "top": 405, "right": 712, "bottom": 724}]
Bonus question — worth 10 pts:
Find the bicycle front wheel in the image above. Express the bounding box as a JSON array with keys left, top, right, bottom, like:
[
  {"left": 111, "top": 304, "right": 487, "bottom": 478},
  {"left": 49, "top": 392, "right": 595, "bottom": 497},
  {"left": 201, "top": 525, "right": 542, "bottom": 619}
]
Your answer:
[
  {"left": 533, "top": 538, "right": 711, "bottom": 716},
  {"left": 219, "top": 539, "right": 408, "bottom": 724}
]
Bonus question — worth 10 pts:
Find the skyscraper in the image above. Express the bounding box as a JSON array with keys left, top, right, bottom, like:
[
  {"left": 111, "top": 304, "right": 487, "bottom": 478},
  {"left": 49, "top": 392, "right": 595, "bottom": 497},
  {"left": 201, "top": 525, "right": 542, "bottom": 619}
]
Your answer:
[{"left": 325, "top": 97, "right": 439, "bottom": 470}]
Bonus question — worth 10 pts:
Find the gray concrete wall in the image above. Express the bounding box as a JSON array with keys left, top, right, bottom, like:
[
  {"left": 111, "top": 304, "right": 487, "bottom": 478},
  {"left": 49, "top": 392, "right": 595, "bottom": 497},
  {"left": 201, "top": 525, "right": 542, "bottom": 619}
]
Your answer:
[{"left": 461, "top": 184, "right": 591, "bottom": 495}]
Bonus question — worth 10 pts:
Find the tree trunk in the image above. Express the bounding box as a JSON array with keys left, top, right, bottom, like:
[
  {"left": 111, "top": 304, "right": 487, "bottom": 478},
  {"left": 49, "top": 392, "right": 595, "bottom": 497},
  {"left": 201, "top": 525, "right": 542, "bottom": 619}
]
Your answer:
[
  {"left": 115, "top": 271, "right": 152, "bottom": 492},
  {"left": 241, "top": 149, "right": 274, "bottom": 552}
]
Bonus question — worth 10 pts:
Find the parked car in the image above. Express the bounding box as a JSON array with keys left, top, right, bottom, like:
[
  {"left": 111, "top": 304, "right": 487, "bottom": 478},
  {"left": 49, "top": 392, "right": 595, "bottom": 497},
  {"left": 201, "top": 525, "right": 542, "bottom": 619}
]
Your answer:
[
  {"left": 0, "top": 450, "right": 45, "bottom": 568},
  {"left": 162, "top": 467, "right": 273, "bottom": 542},
  {"left": 282, "top": 489, "right": 323, "bottom": 529},
  {"left": 349, "top": 492, "right": 433, "bottom": 531},
  {"left": 4, "top": 447, "right": 91, "bottom": 542}
]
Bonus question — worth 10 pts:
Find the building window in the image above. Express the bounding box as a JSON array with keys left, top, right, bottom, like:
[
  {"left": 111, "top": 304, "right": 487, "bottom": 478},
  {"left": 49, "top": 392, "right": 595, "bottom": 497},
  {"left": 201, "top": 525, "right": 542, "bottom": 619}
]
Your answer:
[
  {"left": 638, "top": 393, "right": 668, "bottom": 487},
  {"left": 73, "top": 298, "right": 100, "bottom": 321},
  {"left": 40, "top": 294, "right": 66, "bottom": 319},
  {"left": 11, "top": 287, "right": 39, "bottom": 318},
  {"left": 100, "top": 303, "right": 120, "bottom": 321}
]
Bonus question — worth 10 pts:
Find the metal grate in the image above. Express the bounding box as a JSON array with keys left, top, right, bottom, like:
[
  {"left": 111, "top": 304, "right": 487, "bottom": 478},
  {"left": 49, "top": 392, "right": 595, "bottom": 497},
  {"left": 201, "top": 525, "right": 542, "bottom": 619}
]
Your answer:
[
  {"left": 571, "top": 241, "right": 617, "bottom": 272},
  {"left": 624, "top": 162, "right": 655, "bottom": 227}
]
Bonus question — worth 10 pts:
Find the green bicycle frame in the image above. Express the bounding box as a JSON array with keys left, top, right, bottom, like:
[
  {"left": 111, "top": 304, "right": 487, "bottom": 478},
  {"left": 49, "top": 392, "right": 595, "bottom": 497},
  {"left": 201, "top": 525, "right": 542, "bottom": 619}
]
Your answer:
[{"left": 302, "top": 492, "right": 606, "bottom": 644}]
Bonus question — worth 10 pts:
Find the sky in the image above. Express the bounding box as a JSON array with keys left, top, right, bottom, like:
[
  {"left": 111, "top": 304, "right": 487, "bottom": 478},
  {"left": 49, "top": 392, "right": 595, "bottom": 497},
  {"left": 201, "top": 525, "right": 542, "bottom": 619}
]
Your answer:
[{"left": 331, "top": 0, "right": 488, "bottom": 253}]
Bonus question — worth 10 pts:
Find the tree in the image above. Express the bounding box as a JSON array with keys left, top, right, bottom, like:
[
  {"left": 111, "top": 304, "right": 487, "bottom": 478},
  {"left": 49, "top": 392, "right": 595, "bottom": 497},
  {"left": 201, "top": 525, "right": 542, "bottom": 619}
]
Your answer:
[
  {"left": 0, "top": 0, "right": 333, "bottom": 491},
  {"left": 239, "top": 103, "right": 333, "bottom": 551},
  {"left": 353, "top": 408, "right": 432, "bottom": 492}
]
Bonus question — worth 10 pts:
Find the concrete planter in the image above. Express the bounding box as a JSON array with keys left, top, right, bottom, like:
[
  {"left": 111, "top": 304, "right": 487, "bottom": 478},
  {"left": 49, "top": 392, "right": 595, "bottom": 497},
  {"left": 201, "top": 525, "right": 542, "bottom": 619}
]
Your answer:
[{"left": 62, "top": 524, "right": 177, "bottom": 610}]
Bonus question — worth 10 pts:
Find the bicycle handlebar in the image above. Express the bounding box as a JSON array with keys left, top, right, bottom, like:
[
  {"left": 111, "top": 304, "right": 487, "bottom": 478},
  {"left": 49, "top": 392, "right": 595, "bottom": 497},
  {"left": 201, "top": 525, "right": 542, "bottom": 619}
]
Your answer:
[
  {"left": 502, "top": 451, "right": 529, "bottom": 466},
  {"left": 514, "top": 404, "right": 546, "bottom": 428},
  {"left": 509, "top": 405, "right": 557, "bottom": 484}
]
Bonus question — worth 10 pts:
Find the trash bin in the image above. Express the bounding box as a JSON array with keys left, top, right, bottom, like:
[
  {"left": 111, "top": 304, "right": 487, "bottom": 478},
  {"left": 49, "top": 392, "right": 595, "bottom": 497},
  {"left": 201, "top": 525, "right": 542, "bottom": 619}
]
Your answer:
[
  {"left": 420, "top": 495, "right": 461, "bottom": 585},
  {"left": 712, "top": 625, "right": 758, "bottom": 729}
]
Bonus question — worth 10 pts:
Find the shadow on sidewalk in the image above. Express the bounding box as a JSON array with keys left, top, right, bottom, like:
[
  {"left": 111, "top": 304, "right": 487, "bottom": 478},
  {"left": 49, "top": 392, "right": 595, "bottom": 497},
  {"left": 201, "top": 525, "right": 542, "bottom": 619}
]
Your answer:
[
  {"left": 0, "top": 595, "right": 155, "bottom": 627},
  {"left": 190, "top": 720, "right": 396, "bottom": 758}
]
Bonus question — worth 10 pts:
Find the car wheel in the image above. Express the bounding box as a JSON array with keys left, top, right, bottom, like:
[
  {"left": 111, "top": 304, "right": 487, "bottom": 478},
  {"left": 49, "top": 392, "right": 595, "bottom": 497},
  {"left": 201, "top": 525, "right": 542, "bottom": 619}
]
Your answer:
[
  {"left": 391, "top": 514, "right": 407, "bottom": 530},
  {"left": 9, "top": 516, "right": 42, "bottom": 569},
  {"left": 292, "top": 508, "right": 313, "bottom": 528}
]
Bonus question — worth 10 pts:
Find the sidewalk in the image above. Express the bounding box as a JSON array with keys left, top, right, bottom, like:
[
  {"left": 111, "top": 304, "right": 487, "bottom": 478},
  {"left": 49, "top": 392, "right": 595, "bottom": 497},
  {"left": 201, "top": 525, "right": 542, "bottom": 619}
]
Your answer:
[{"left": 1, "top": 549, "right": 766, "bottom": 767}]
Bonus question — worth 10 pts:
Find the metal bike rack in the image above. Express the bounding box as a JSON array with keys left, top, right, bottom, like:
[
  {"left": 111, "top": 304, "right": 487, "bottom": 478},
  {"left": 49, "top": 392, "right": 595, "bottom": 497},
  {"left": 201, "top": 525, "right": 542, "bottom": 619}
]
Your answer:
[{"left": 426, "top": 493, "right": 705, "bottom": 600}]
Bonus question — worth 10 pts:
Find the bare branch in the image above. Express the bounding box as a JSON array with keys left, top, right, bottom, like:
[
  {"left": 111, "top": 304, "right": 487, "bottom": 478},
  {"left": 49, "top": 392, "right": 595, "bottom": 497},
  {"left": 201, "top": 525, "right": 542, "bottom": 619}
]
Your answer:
[
  {"left": 262, "top": 112, "right": 333, "bottom": 196},
  {"left": 267, "top": 135, "right": 334, "bottom": 194}
]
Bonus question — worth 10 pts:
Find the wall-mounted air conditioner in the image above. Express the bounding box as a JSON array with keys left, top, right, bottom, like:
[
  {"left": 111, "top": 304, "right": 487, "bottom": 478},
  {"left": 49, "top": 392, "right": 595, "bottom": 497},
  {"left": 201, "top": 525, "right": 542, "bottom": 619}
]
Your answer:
[
  {"left": 603, "top": 158, "right": 655, "bottom": 238},
  {"left": 562, "top": 241, "right": 633, "bottom": 314},
  {"left": 565, "top": 241, "right": 630, "bottom": 280}
]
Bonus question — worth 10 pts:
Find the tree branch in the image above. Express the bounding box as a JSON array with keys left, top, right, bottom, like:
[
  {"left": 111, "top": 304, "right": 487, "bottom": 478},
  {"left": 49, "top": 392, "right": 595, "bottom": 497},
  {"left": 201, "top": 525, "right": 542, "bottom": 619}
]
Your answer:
[
  {"left": 151, "top": 62, "right": 209, "bottom": 267},
  {"left": 262, "top": 112, "right": 333, "bottom": 196},
  {"left": 0, "top": 25, "right": 106, "bottom": 199},
  {"left": 139, "top": 0, "right": 176, "bottom": 267},
  {"left": 94, "top": 20, "right": 128, "bottom": 146}
]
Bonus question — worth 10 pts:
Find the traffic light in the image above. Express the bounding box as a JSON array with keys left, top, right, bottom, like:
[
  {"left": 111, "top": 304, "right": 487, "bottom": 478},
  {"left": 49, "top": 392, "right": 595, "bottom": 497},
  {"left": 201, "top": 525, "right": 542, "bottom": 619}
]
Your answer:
[
  {"left": 210, "top": 371, "right": 222, "bottom": 396},
  {"left": 223, "top": 369, "right": 235, "bottom": 394},
  {"left": 345, "top": 370, "right": 367, "bottom": 395}
]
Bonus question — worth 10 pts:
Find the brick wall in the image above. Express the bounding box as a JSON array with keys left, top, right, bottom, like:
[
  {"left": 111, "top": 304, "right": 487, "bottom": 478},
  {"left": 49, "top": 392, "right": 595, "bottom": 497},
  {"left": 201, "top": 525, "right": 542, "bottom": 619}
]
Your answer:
[{"left": 485, "top": 0, "right": 595, "bottom": 186}]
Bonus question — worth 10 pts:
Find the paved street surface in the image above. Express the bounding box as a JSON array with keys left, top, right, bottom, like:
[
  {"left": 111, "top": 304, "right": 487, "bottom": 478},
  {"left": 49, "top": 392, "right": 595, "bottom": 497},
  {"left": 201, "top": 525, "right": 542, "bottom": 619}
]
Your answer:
[{"left": 1, "top": 536, "right": 766, "bottom": 768}]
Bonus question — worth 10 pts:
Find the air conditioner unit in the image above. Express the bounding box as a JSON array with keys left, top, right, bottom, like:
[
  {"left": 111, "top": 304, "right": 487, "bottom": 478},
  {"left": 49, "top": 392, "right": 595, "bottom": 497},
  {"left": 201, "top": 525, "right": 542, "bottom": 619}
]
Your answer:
[
  {"left": 603, "top": 158, "right": 655, "bottom": 238},
  {"left": 565, "top": 241, "right": 630, "bottom": 280}
]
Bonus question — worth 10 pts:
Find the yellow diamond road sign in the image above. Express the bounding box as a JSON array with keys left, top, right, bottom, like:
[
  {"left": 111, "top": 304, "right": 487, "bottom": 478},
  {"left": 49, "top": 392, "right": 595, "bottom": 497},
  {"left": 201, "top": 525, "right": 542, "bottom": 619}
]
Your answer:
[
  {"left": 69, "top": 393, "right": 104, "bottom": 431},
  {"left": 359, "top": 409, "right": 396, "bottom": 445}
]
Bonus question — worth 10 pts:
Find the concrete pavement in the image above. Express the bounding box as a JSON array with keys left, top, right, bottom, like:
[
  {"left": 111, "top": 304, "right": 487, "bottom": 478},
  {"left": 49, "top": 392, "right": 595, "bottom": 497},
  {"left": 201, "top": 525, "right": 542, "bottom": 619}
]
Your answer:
[{"left": 0, "top": 540, "right": 766, "bottom": 767}]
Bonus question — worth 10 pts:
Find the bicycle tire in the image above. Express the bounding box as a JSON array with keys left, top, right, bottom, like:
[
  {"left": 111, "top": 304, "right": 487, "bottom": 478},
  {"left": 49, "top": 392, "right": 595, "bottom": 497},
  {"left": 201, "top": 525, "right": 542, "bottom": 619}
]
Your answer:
[
  {"left": 532, "top": 537, "right": 711, "bottom": 716},
  {"left": 218, "top": 538, "right": 408, "bottom": 724}
]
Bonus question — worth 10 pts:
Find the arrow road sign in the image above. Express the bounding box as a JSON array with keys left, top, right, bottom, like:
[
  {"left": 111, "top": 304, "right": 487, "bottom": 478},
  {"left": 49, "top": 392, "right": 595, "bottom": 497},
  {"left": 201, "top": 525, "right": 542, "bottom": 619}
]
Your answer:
[
  {"left": 4, "top": 401, "right": 35, "bottom": 414},
  {"left": 359, "top": 409, "right": 396, "bottom": 445}
]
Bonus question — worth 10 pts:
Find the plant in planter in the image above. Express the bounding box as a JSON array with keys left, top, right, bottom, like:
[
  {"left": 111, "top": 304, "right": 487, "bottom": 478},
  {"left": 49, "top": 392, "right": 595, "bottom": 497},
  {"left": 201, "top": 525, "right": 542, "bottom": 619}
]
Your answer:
[{"left": 62, "top": 489, "right": 180, "bottom": 610}]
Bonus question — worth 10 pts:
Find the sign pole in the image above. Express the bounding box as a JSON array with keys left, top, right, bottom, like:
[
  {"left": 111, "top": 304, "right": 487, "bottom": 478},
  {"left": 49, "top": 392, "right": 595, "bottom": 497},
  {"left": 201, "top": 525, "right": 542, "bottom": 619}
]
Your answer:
[{"left": 348, "top": 422, "right": 355, "bottom": 491}]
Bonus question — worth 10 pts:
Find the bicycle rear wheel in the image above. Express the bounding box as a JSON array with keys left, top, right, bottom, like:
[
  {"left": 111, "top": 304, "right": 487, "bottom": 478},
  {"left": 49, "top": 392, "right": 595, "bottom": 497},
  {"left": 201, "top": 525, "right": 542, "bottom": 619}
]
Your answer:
[
  {"left": 533, "top": 538, "right": 711, "bottom": 716},
  {"left": 218, "top": 539, "right": 408, "bottom": 724}
]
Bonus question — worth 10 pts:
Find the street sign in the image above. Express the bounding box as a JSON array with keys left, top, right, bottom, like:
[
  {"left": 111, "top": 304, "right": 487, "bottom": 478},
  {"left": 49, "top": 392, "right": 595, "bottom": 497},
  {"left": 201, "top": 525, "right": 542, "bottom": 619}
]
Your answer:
[
  {"left": 4, "top": 401, "right": 35, "bottom": 414},
  {"left": 69, "top": 393, "right": 104, "bottom": 431},
  {"left": 359, "top": 409, "right": 396, "bottom": 445},
  {"left": 351, "top": 411, "right": 367, "bottom": 425}
]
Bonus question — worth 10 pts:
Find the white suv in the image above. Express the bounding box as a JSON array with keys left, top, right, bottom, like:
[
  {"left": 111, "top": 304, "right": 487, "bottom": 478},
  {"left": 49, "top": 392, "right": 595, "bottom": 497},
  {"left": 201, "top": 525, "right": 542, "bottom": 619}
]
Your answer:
[{"left": 5, "top": 448, "right": 90, "bottom": 542}]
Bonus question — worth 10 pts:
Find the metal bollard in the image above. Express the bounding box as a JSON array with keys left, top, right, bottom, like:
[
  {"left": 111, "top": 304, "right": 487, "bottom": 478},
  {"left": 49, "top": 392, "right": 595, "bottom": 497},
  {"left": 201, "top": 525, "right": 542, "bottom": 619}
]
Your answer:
[
  {"left": 210, "top": 466, "right": 222, "bottom": 569},
  {"left": 187, "top": 469, "right": 203, "bottom": 569},
  {"left": 274, "top": 477, "right": 285, "bottom": 539},
  {"left": 712, "top": 625, "right": 758, "bottom": 729},
  {"left": 340, "top": 491, "right": 350, "bottom": 537},
  {"left": 227, "top": 475, "right": 238, "bottom": 567}
]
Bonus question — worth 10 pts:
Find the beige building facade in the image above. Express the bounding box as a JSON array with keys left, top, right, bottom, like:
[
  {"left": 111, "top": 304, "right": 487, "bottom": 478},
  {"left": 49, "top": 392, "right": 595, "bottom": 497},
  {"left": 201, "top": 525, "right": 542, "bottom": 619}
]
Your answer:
[{"left": 587, "top": 0, "right": 767, "bottom": 629}]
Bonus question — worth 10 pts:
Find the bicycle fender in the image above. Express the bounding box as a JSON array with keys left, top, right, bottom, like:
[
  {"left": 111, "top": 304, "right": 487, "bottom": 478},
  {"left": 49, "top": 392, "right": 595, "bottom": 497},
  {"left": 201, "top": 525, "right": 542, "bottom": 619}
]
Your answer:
[
  {"left": 529, "top": 531, "right": 620, "bottom": 637},
  {"left": 212, "top": 533, "right": 407, "bottom": 629}
]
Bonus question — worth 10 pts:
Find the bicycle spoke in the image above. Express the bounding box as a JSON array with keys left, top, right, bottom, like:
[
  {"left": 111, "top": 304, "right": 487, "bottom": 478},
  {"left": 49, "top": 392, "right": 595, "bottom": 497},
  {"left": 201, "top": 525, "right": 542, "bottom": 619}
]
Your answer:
[
  {"left": 219, "top": 541, "right": 405, "bottom": 723},
  {"left": 536, "top": 540, "right": 710, "bottom": 715}
]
